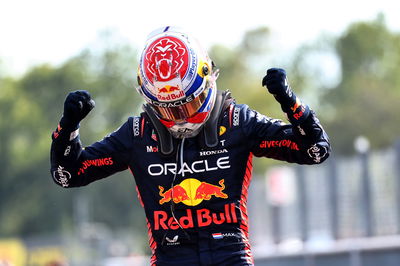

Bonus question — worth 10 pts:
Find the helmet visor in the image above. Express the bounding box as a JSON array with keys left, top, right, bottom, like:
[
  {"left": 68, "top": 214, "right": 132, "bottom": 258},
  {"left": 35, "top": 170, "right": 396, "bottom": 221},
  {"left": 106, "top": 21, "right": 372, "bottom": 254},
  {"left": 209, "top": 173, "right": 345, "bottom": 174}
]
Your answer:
[{"left": 152, "top": 87, "right": 210, "bottom": 122}]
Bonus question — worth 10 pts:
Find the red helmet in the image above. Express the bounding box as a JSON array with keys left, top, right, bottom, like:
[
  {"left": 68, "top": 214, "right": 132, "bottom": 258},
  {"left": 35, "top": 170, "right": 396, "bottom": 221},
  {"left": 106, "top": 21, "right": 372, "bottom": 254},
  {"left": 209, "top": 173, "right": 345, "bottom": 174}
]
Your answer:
[{"left": 137, "top": 26, "right": 218, "bottom": 138}]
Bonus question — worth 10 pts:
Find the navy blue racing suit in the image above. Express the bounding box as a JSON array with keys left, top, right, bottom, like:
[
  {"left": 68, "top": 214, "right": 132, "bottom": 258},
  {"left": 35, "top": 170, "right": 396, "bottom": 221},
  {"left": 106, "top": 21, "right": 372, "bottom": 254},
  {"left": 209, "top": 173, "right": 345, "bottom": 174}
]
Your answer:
[{"left": 50, "top": 96, "right": 330, "bottom": 266}]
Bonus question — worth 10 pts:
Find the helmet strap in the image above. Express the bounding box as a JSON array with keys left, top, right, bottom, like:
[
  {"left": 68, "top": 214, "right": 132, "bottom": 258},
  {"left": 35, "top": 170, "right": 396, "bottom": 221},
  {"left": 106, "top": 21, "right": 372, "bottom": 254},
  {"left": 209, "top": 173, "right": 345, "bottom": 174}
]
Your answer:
[
  {"left": 143, "top": 104, "right": 176, "bottom": 156},
  {"left": 198, "top": 90, "right": 232, "bottom": 149}
]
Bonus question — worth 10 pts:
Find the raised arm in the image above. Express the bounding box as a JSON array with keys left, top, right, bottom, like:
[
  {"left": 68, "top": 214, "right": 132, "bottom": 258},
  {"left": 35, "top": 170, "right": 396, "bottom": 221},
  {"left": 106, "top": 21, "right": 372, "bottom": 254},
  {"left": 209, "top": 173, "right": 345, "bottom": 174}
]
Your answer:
[
  {"left": 244, "top": 68, "right": 330, "bottom": 164},
  {"left": 50, "top": 90, "right": 132, "bottom": 187}
]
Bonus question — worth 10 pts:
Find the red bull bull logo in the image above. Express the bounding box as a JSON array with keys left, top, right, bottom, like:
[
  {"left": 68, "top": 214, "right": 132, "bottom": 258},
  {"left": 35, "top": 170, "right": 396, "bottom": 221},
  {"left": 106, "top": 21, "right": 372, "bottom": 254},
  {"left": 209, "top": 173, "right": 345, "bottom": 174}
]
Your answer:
[
  {"left": 159, "top": 185, "right": 190, "bottom": 204},
  {"left": 195, "top": 179, "right": 228, "bottom": 200},
  {"left": 158, "top": 178, "right": 228, "bottom": 206},
  {"left": 158, "top": 85, "right": 180, "bottom": 93}
]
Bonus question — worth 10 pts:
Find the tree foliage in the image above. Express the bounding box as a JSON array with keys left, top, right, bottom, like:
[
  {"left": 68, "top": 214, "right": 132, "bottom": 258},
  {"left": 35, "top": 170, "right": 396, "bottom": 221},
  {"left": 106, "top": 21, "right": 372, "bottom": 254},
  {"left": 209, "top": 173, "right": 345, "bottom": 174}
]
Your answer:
[{"left": 323, "top": 16, "right": 400, "bottom": 154}]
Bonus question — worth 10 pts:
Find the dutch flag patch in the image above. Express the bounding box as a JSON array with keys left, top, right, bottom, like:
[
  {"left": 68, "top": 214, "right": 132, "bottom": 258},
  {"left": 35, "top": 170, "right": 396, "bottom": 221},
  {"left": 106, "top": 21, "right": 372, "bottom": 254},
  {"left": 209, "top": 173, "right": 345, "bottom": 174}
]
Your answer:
[{"left": 212, "top": 233, "right": 223, "bottom": 239}]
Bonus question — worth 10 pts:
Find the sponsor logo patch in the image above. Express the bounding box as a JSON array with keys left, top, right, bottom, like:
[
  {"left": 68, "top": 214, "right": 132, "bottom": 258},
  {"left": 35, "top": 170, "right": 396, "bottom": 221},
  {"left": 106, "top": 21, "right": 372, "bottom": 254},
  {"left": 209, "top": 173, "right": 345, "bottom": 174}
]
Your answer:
[
  {"left": 232, "top": 107, "right": 240, "bottom": 126},
  {"left": 78, "top": 157, "right": 114, "bottom": 175},
  {"left": 199, "top": 149, "right": 228, "bottom": 157},
  {"left": 146, "top": 146, "right": 159, "bottom": 153},
  {"left": 307, "top": 144, "right": 328, "bottom": 163},
  {"left": 154, "top": 203, "right": 237, "bottom": 230},
  {"left": 165, "top": 235, "right": 180, "bottom": 246},
  {"left": 148, "top": 156, "right": 230, "bottom": 177},
  {"left": 158, "top": 178, "right": 228, "bottom": 206},
  {"left": 53, "top": 165, "right": 71, "bottom": 187},
  {"left": 259, "top": 140, "right": 299, "bottom": 150},
  {"left": 212, "top": 232, "right": 236, "bottom": 239},
  {"left": 133, "top": 117, "right": 140, "bottom": 137},
  {"left": 64, "top": 145, "right": 71, "bottom": 156}
]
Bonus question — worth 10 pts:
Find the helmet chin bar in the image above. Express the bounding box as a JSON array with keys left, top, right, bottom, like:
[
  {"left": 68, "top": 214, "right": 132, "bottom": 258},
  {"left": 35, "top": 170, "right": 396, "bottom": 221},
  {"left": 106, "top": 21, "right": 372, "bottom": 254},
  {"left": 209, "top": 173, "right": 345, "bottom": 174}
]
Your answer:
[{"left": 168, "top": 122, "right": 205, "bottom": 139}]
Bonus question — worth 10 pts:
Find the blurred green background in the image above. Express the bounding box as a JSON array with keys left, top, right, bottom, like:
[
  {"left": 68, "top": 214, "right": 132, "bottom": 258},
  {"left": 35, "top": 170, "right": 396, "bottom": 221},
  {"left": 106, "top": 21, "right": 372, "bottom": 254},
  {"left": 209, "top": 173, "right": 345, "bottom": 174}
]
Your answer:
[{"left": 1, "top": 9, "right": 400, "bottom": 266}]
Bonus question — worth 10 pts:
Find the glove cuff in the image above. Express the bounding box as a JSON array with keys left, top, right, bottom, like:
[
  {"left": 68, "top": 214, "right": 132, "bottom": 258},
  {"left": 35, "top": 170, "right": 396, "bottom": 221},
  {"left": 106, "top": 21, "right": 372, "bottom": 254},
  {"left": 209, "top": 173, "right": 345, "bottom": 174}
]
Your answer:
[
  {"left": 59, "top": 116, "right": 80, "bottom": 131},
  {"left": 52, "top": 117, "right": 80, "bottom": 141}
]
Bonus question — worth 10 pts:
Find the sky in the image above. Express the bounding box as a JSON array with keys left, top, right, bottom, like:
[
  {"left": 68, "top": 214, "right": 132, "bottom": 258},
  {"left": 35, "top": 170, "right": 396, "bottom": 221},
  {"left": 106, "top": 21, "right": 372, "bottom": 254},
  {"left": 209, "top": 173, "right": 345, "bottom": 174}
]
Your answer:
[{"left": 1, "top": 0, "right": 399, "bottom": 76}]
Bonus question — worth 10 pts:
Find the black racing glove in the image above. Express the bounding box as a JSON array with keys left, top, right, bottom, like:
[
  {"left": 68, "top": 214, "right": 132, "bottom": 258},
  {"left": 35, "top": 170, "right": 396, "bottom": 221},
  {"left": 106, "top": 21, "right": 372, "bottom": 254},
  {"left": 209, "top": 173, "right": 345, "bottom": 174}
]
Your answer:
[
  {"left": 60, "top": 90, "right": 95, "bottom": 129},
  {"left": 262, "top": 68, "right": 310, "bottom": 124}
]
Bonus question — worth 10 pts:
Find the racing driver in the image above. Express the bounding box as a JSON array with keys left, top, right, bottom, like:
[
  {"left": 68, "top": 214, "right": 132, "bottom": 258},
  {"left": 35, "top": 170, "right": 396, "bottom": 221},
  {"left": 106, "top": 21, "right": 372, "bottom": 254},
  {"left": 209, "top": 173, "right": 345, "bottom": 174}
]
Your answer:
[{"left": 50, "top": 26, "right": 330, "bottom": 265}]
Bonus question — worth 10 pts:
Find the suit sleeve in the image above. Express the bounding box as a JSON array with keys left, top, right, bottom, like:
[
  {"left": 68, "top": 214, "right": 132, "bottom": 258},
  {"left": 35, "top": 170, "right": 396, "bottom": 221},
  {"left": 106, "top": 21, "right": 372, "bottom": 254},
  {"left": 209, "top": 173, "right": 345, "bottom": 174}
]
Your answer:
[
  {"left": 50, "top": 118, "right": 134, "bottom": 187},
  {"left": 240, "top": 104, "right": 330, "bottom": 164}
]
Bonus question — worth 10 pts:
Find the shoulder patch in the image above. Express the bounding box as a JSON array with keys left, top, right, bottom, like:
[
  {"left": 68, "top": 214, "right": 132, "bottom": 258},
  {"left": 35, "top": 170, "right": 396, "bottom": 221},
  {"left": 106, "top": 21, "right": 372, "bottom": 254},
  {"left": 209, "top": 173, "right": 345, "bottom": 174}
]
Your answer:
[
  {"left": 232, "top": 106, "right": 240, "bottom": 126},
  {"left": 133, "top": 117, "right": 140, "bottom": 137}
]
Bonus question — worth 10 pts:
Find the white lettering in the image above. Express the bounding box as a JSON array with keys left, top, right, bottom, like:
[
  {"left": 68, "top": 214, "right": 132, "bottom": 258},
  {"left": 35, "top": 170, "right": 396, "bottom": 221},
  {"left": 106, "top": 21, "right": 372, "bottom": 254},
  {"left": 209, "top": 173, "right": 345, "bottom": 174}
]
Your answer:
[
  {"left": 147, "top": 157, "right": 231, "bottom": 176},
  {"left": 191, "top": 161, "right": 205, "bottom": 173},
  {"left": 64, "top": 145, "right": 71, "bottom": 156},
  {"left": 233, "top": 107, "right": 240, "bottom": 126},
  {"left": 204, "top": 160, "right": 218, "bottom": 171},
  {"left": 179, "top": 162, "right": 194, "bottom": 177},
  {"left": 199, "top": 149, "right": 228, "bottom": 156},
  {"left": 152, "top": 95, "right": 194, "bottom": 107},
  {"left": 217, "top": 156, "right": 231, "bottom": 169},
  {"left": 164, "top": 163, "right": 177, "bottom": 175},
  {"left": 146, "top": 146, "right": 159, "bottom": 153},
  {"left": 53, "top": 166, "right": 71, "bottom": 187},
  {"left": 133, "top": 117, "right": 140, "bottom": 136},
  {"left": 148, "top": 164, "right": 163, "bottom": 176}
]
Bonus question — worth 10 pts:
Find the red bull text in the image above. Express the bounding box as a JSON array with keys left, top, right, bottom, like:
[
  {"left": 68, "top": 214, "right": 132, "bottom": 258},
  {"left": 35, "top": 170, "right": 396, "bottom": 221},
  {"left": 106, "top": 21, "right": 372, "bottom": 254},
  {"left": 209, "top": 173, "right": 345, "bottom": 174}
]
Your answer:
[{"left": 154, "top": 203, "right": 238, "bottom": 230}]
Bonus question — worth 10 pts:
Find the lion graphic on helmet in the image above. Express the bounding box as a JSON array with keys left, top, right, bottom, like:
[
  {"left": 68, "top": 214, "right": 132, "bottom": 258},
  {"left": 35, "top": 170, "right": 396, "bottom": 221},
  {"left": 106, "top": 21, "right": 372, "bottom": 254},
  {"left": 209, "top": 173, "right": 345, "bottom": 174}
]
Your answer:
[{"left": 145, "top": 36, "right": 188, "bottom": 82}]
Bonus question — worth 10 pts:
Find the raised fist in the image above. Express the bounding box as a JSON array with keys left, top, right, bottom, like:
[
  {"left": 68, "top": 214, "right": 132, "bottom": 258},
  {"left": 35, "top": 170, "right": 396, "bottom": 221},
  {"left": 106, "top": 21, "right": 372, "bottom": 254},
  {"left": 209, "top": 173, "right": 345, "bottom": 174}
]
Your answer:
[
  {"left": 262, "top": 68, "right": 310, "bottom": 124},
  {"left": 262, "top": 68, "right": 292, "bottom": 98},
  {"left": 61, "top": 90, "right": 95, "bottom": 128}
]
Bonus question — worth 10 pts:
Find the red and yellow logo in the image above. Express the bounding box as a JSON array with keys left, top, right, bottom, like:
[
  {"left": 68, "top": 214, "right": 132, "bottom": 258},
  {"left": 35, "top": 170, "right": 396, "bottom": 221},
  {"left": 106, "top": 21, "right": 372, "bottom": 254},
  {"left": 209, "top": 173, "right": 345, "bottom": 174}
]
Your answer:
[
  {"left": 158, "top": 85, "right": 180, "bottom": 94},
  {"left": 290, "top": 97, "right": 302, "bottom": 112},
  {"left": 158, "top": 178, "right": 228, "bottom": 206}
]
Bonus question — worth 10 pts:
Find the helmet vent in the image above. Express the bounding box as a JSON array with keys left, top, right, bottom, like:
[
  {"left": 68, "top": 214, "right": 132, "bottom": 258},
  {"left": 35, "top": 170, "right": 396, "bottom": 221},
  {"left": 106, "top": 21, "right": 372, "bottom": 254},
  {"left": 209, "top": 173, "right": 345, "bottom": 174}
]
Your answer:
[{"left": 202, "top": 65, "right": 209, "bottom": 76}]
